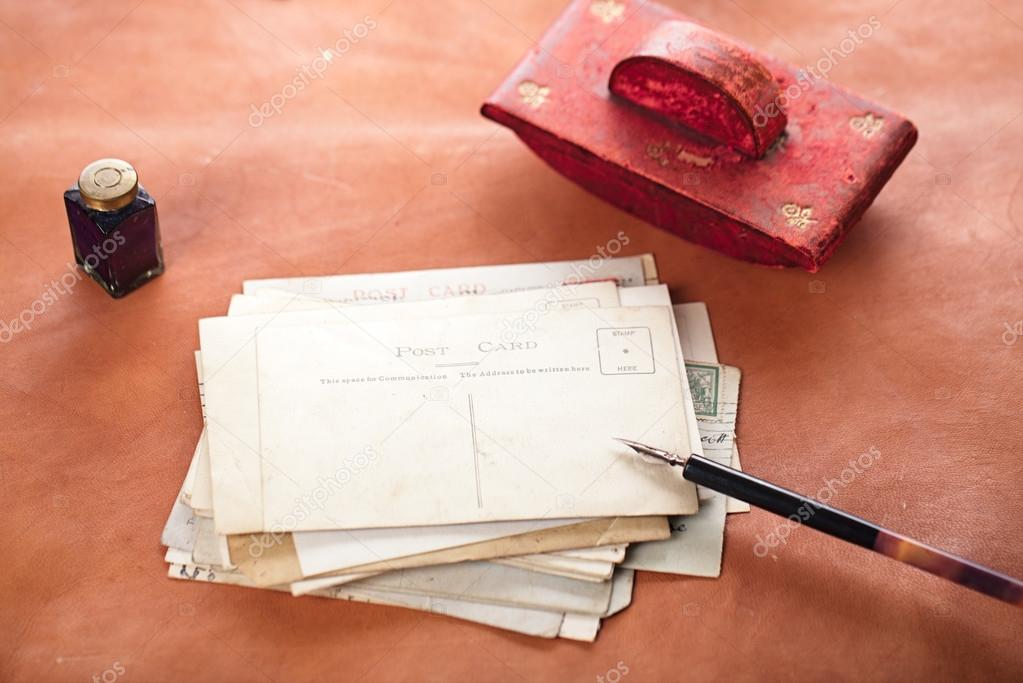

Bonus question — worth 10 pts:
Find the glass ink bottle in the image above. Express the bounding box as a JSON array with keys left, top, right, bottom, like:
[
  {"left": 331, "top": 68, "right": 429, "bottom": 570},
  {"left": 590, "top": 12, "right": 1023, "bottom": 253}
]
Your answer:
[{"left": 63, "top": 158, "right": 164, "bottom": 298}]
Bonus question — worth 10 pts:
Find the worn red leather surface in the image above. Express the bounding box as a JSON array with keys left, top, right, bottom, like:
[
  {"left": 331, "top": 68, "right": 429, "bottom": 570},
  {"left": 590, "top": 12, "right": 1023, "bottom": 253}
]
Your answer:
[
  {"left": 482, "top": 0, "right": 920, "bottom": 271},
  {"left": 1, "top": 1, "right": 1021, "bottom": 681}
]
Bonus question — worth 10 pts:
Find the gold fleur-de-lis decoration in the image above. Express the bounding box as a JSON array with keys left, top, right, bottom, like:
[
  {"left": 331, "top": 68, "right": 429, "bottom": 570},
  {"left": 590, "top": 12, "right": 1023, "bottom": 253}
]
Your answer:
[
  {"left": 590, "top": 0, "right": 625, "bottom": 24},
  {"left": 849, "top": 112, "right": 884, "bottom": 139},
  {"left": 781, "top": 203, "right": 818, "bottom": 230},
  {"left": 646, "top": 141, "right": 671, "bottom": 167},
  {"left": 518, "top": 81, "right": 550, "bottom": 109}
]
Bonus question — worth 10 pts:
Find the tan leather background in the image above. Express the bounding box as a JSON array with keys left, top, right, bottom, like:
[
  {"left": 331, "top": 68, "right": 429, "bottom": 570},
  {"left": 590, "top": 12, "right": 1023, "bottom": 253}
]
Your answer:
[{"left": 2, "top": 1, "right": 1021, "bottom": 681}]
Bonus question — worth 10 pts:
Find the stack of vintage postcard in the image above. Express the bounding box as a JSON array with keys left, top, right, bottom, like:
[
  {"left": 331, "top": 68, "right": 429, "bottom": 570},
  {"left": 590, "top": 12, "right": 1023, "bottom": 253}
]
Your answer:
[{"left": 161, "top": 254, "right": 746, "bottom": 641}]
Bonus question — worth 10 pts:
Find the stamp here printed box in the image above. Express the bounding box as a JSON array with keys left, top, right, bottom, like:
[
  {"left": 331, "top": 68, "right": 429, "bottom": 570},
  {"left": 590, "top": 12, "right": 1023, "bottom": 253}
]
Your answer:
[{"left": 481, "top": 0, "right": 918, "bottom": 271}]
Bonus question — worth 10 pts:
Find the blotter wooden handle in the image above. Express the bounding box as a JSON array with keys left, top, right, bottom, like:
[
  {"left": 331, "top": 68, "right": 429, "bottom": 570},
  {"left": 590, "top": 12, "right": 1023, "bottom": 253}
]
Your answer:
[{"left": 609, "top": 20, "right": 786, "bottom": 158}]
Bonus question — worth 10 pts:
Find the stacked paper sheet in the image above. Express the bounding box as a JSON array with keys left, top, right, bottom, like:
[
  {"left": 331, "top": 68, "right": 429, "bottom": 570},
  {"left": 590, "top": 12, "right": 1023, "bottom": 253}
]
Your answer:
[{"left": 161, "top": 255, "right": 746, "bottom": 640}]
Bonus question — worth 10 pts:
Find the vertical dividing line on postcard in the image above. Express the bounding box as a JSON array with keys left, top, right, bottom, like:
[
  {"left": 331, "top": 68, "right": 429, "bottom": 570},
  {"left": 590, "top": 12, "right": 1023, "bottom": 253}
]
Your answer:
[{"left": 468, "top": 394, "right": 483, "bottom": 508}]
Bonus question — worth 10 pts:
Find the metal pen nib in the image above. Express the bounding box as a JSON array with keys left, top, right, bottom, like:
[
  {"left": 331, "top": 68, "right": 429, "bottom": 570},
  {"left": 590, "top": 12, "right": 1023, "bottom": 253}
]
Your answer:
[{"left": 614, "top": 438, "right": 690, "bottom": 467}]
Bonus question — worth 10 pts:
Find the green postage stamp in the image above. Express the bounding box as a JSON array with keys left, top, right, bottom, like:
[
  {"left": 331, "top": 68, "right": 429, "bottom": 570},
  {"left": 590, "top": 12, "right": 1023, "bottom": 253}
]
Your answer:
[
  {"left": 685, "top": 362, "right": 740, "bottom": 423},
  {"left": 686, "top": 362, "right": 720, "bottom": 418}
]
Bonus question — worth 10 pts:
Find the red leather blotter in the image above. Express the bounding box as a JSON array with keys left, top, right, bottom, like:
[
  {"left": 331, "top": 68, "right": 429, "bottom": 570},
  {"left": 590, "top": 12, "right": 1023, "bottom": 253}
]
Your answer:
[{"left": 481, "top": 0, "right": 918, "bottom": 271}]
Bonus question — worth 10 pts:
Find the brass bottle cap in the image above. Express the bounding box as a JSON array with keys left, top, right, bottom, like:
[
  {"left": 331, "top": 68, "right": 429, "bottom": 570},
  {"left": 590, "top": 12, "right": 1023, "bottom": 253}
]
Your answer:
[{"left": 78, "top": 158, "right": 139, "bottom": 211}]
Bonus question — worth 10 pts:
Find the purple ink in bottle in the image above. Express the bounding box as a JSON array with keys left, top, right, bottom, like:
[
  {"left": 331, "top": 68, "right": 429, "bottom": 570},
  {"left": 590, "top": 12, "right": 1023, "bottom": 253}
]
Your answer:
[{"left": 63, "top": 158, "right": 164, "bottom": 297}]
